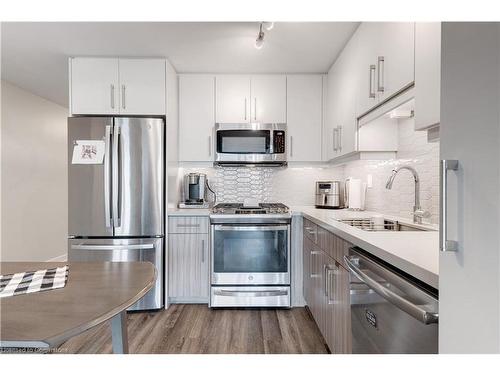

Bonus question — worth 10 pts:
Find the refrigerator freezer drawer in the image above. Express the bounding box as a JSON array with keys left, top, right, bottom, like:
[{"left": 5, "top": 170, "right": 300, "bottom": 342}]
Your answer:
[{"left": 68, "top": 237, "right": 164, "bottom": 310}]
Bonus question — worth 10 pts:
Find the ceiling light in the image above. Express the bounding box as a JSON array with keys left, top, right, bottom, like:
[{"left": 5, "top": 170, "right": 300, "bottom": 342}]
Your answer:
[
  {"left": 255, "top": 23, "right": 265, "bottom": 49},
  {"left": 389, "top": 109, "right": 414, "bottom": 119},
  {"left": 263, "top": 22, "right": 274, "bottom": 31}
]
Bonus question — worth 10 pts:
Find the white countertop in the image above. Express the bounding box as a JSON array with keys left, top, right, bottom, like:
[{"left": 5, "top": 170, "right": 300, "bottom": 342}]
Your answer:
[
  {"left": 168, "top": 205, "right": 439, "bottom": 289},
  {"left": 291, "top": 206, "right": 439, "bottom": 289}
]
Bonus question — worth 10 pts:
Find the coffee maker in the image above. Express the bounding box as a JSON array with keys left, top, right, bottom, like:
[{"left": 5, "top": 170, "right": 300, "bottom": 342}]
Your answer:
[{"left": 179, "top": 173, "right": 213, "bottom": 209}]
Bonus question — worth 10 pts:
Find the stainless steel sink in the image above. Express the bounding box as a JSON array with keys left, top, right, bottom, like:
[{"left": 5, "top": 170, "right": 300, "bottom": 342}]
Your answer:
[{"left": 336, "top": 218, "right": 435, "bottom": 232}]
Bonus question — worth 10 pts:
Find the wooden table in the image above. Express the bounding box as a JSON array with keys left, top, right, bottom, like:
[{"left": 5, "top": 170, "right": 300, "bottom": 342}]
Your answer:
[{"left": 0, "top": 262, "right": 156, "bottom": 354}]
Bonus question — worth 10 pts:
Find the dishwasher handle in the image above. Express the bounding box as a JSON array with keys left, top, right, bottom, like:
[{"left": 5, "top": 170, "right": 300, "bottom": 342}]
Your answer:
[{"left": 344, "top": 255, "right": 439, "bottom": 325}]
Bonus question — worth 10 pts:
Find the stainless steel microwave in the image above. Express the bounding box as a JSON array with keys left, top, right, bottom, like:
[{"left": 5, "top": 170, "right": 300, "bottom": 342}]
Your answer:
[{"left": 214, "top": 123, "right": 287, "bottom": 167}]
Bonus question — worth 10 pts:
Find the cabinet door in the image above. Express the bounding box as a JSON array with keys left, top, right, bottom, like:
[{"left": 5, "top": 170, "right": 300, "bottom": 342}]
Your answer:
[
  {"left": 325, "top": 66, "right": 340, "bottom": 160},
  {"left": 376, "top": 23, "right": 415, "bottom": 102},
  {"left": 70, "top": 57, "right": 119, "bottom": 115},
  {"left": 414, "top": 22, "right": 441, "bottom": 130},
  {"left": 215, "top": 75, "right": 250, "bottom": 123},
  {"left": 168, "top": 233, "right": 209, "bottom": 301},
  {"left": 355, "top": 23, "right": 380, "bottom": 116},
  {"left": 287, "top": 75, "right": 323, "bottom": 161},
  {"left": 332, "top": 263, "right": 352, "bottom": 354},
  {"left": 179, "top": 75, "right": 215, "bottom": 161},
  {"left": 251, "top": 75, "right": 287, "bottom": 123},
  {"left": 118, "top": 59, "right": 166, "bottom": 115}
]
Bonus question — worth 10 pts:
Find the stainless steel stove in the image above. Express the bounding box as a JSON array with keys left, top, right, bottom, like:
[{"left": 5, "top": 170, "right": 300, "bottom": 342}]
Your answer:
[{"left": 209, "top": 202, "right": 291, "bottom": 308}]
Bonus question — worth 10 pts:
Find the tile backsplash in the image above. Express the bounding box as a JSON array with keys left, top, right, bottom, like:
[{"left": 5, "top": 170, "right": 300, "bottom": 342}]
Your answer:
[
  {"left": 343, "top": 117, "right": 439, "bottom": 223},
  {"left": 179, "top": 165, "right": 344, "bottom": 207}
]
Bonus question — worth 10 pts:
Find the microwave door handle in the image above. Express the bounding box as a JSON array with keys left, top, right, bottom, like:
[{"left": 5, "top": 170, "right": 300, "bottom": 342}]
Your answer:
[{"left": 344, "top": 255, "right": 438, "bottom": 324}]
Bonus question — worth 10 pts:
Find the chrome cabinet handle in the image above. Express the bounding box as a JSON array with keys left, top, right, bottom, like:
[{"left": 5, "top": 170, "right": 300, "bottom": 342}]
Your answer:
[
  {"left": 369, "top": 64, "right": 376, "bottom": 98},
  {"left": 110, "top": 84, "right": 115, "bottom": 109},
  {"left": 244, "top": 98, "right": 247, "bottom": 120},
  {"left": 324, "top": 264, "right": 328, "bottom": 297},
  {"left": 440, "top": 160, "right": 459, "bottom": 252},
  {"left": 309, "top": 250, "right": 321, "bottom": 278},
  {"left": 333, "top": 128, "right": 338, "bottom": 151},
  {"left": 104, "top": 125, "right": 113, "bottom": 227},
  {"left": 290, "top": 136, "right": 293, "bottom": 157},
  {"left": 121, "top": 85, "right": 126, "bottom": 109},
  {"left": 208, "top": 136, "right": 212, "bottom": 157},
  {"left": 344, "top": 255, "right": 439, "bottom": 324},
  {"left": 377, "top": 56, "right": 385, "bottom": 93},
  {"left": 176, "top": 224, "right": 201, "bottom": 228},
  {"left": 254, "top": 98, "right": 257, "bottom": 120},
  {"left": 338, "top": 126, "right": 342, "bottom": 152},
  {"left": 201, "top": 239, "right": 205, "bottom": 262}
]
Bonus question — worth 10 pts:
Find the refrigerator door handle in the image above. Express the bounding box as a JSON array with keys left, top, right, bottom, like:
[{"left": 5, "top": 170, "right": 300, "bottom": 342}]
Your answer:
[
  {"left": 104, "top": 124, "right": 113, "bottom": 227},
  {"left": 112, "top": 124, "right": 121, "bottom": 227}
]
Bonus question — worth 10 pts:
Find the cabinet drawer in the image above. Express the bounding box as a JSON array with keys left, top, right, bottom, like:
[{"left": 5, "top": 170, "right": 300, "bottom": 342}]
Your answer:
[
  {"left": 303, "top": 219, "right": 318, "bottom": 244},
  {"left": 168, "top": 217, "right": 209, "bottom": 234}
]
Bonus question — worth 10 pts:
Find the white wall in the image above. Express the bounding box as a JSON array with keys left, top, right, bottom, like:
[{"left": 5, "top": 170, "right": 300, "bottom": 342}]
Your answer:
[
  {"left": 1, "top": 81, "right": 68, "bottom": 261},
  {"left": 343, "top": 117, "right": 440, "bottom": 223}
]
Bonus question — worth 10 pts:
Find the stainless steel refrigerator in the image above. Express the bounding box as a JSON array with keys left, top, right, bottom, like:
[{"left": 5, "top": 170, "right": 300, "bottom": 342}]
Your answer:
[{"left": 67, "top": 117, "right": 164, "bottom": 310}]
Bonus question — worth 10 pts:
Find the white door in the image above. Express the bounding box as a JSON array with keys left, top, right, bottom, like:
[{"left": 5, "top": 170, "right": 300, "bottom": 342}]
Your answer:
[
  {"left": 338, "top": 35, "right": 360, "bottom": 157},
  {"left": 414, "top": 22, "right": 441, "bottom": 130},
  {"left": 325, "top": 64, "right": 341, "bottom": 160},
  {"left": 376, "top": 22, "right": 415, "bottom": 102},
  {"left": 70, "top": 57, "right": 119, "bottom": 115},
  {"left": 251, "top": 75, "right": 287, "bottom": 123},
  {"left": 215, "top": 75, "right": 250, "bottom": 123},
  {"left": 118, "top": 59, "right": 166, "bottom": 115},
  {"left": 355, "top": 23, "right": 379, "bottom": 117},
  {"left": 179, "top": 75, "right": 215, "bottom": 162},
  {"left": 286, "top": 75, "right": 323, "bottom": 162},
  {"left": 440, "top": 23, "right": 500, "bottom": 353}
]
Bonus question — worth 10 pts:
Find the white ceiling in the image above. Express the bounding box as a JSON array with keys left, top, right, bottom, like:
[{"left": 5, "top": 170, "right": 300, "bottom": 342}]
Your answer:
[{"left": 1, "top": 22, "right": 359, "bottom": 107}]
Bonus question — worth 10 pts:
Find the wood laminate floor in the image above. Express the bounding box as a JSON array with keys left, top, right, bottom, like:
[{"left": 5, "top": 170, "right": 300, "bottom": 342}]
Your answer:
[{"left": 59, "top": 304, "right": 329, "bottom": 354}]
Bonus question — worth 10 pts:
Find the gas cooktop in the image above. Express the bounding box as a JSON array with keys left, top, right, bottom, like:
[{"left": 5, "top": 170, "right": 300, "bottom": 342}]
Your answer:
[{"left": 211, "top": 202, "right": 289, "bottom": 215}]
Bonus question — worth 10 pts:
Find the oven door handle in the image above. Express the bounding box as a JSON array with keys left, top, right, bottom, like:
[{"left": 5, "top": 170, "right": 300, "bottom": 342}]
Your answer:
[
  {"left": 213, "top": 289, "right": 288, "bottom": 297},
  {"left": 214, "top": 225, "right": 289, "bottom": 231},
  {"left": 344, "top": 255, "right": 439, "bottom": 325}
]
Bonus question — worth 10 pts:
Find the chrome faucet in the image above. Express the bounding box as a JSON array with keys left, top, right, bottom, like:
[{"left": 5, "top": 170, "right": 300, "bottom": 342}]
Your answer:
[{"left": 385, "top": 165, "right": 430, "bottom": 224}]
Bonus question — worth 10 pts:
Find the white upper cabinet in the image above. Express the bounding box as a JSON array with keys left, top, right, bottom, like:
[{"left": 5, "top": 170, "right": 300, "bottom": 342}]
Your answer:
[
  {"left": 118, "top": 59, "right": 166, "bottom": 115},
  {"left": 251, "top": 75, "right": 287, "bottom": 123},
  {"left": 215, "top": 75, "right": 287, "bottom": 123},
  {"left": 376, "top": 22, "right": 415, "bottom": 102},
  {"left": 287, "top": 75, "right": 323, "bottom": 162},
  {"left": 70, "top": 57, "right": 166, "bottom": 116},
  {"left": 414, "top": 22, "right": 441, "bottom": 130},
  {"left": 70, "top": 57, "right": 119, "bottom": 115},
  {"left": 179, "top": 75, "right": 215, "bottom": 162},
  {"left": 355, "top": 22, "right": 415, "bottom": 117},
  {"left": 215, "top": 75, "right": 251, "bottom": 123}
]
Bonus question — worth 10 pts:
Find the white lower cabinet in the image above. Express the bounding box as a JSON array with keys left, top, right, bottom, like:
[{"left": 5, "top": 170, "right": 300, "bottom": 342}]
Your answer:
[
  {"left": 287, "top": 75, "right": 323, "bottom": 161},
  {"left": 168, "top": 217, "right": 210, "bottom": 303}
]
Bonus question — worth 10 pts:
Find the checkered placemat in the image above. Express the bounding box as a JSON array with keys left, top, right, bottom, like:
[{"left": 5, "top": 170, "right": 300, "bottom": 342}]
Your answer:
[{"left": 0, "top": 265, "right": 69, "bottom": 298}]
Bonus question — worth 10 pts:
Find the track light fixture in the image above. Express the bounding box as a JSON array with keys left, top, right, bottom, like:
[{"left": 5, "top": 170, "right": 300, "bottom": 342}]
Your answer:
[{"left": 254, "top": 22, "right": 274, "bottom": 49}]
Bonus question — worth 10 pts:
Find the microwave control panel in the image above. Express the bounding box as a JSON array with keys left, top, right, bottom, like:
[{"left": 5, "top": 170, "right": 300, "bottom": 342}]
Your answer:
[{"left": 273, "top": 131, "right": 286, "bottom": 154}]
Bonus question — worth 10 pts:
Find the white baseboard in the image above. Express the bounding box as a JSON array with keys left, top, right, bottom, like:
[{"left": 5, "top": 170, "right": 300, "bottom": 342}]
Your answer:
[{"left": 46, "top": 253, "right": 68, "bottom": 262}]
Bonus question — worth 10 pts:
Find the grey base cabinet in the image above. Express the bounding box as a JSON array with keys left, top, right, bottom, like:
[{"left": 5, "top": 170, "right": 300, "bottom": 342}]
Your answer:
[
  {"left": 168, "top": 217, "right": 210, "bottom": 303},
  {"left": 303, "top": 218, "right": 352, "bottom": 354}
]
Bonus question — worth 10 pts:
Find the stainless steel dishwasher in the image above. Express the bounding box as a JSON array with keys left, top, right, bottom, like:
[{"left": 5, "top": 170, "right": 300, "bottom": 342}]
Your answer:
[{"left": 344, "top": 248, "right": 439, "bottom": 354}]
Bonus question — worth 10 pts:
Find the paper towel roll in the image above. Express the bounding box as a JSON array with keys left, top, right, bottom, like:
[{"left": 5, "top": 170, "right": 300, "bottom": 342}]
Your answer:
[{"left": 348, "top": 179, "right": 362, "bottom": 210}]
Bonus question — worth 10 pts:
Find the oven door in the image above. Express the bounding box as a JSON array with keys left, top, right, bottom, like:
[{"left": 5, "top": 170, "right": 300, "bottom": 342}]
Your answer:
[{"left": 211, "top": 224, "right": 290, "bottom": 285}]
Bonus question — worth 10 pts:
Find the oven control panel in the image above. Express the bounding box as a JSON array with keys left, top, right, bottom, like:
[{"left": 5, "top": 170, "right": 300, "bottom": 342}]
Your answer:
[{"left": 273, "top": 131, "right": 286, "bottom": 154}]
